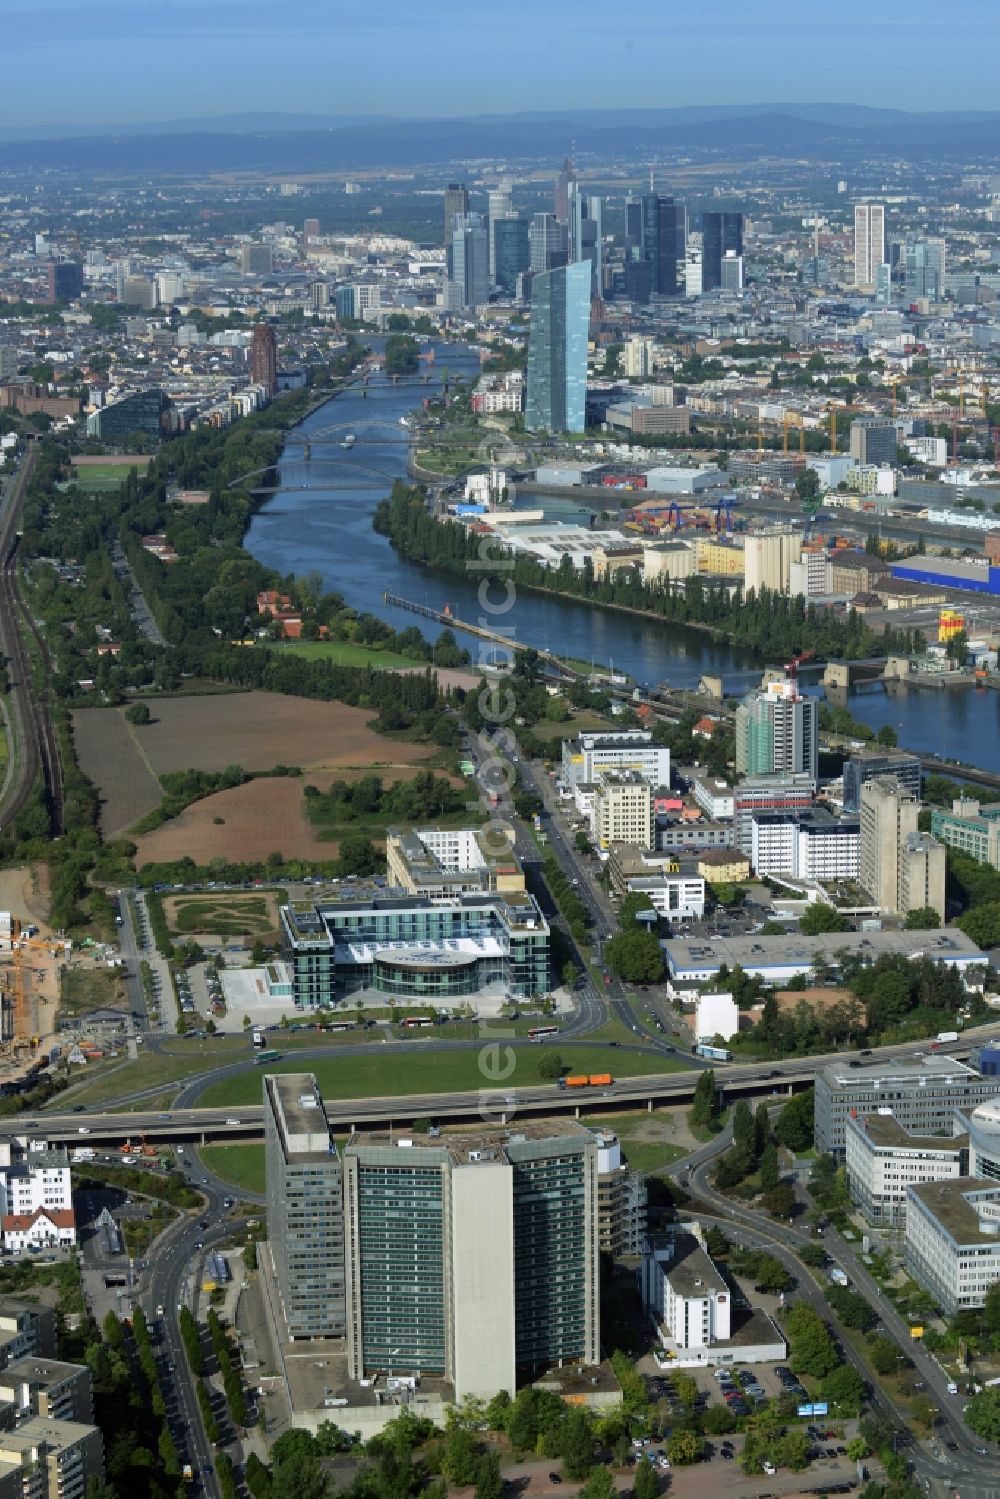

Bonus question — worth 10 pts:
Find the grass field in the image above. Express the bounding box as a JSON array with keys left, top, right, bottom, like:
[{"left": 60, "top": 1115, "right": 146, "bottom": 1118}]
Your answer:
[
  {"left": 197, "top": 1045, "right": 687, "bottom": 1109},
  {"left": 529, "top": 710, "right": 614, "bottom": 744},
  {"left": 587, "top": 1111, "right": 690, "bottom": 1175},
  {"left": 60, "top": 967, "right": 128, "bottom": 1018},
  {"left": 167, "top": 893, "right": 280, "bottom": 938},
  {"left": 71, "top": 460, "right": 151, "bottom": 491},
  {"left": 199, "top": 1143, "right": 266, "bottom": 1196},
  {"left": 267, "top": 641, "right": 419, "bottom": 670}
]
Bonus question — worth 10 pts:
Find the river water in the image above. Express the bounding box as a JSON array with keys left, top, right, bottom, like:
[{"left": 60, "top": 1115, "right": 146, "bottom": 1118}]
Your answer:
[{"left": 245, "top": 343, "right": 1000, "bottom": 772}]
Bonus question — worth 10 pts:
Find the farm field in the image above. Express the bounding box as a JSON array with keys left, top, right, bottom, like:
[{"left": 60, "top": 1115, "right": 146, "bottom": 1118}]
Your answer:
[
  {"left": 164, "top": 891, "right": 284, "bottom": 939},
  {"left": 75, "top": 692, "right": 446, "bottom": 840},
  {"left": 197, "top": 1045, "right": 688, "bottom": 1108},
  {"left": 136, "top": 775, "right": 339, "bottom": 864}
]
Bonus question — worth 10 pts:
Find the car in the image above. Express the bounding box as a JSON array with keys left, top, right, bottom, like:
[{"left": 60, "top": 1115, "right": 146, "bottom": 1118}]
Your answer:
[
  {"left": 199, "top": 1220, "right": 209, "bottom": 1230},
  {"left": 71, "top": 1105, "right": 85, "bottom": 1113},
  {"left": 826, "top": 1449, "right": 837, "bottom": 1459},
  {"left": 194, "top": 1240, "right": 204, "bottom": 1249},
  {"left": 837, "top": 1447, "right": 847, "bottom": 1456},
  {"left": 721, "top": 1450, "right": 734, "bottom": 1460},
  {"left": 728, "top": 1399, "right": 750, "bottom": 1416},
  {"left": 548, "top": 1475, "right": 562, "bottom": 1485},
  {"left": 975, "top": 1445, "right": 988, "bottom": 1455},
  {"left": 201, "top": 1177, "right": 209, "bottom": 1184}
]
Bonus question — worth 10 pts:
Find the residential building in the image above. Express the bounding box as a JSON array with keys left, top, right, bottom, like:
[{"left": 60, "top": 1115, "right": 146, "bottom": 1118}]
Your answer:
[
  {"left": 734, "top": 678, "right": 818, "bottom": 780},
  {"left": 250, "top": 323, "right": 278, "bottom": 399},
  {"left": 743, "top": 528, "right": 803, "bottom": 596},
  {"left": 899, "top": 831, "right": 947, "bottom": 923},
  {"left": 931, "top": 798, "right": 1000, "bottom": 870},
  {"left": 624, "top": 337, "right": 654, "bottom": 379},
  {"left": 846, "top": 1112, "right": 967, "bottom": 1227},
  {"left": 702, "top": 213, "right": 744, "bottom": 292},
  {"left": 850, "top": 418, "right": 898, "bottom": 468},
  {"left": 0, "top": 1306, "right": 55, "bottom": 1370},
  {"left": 240, "top": 242, "right": 274, "bottom": 276},
  {"left": 263, "top": 1074, "right": 346, "bottom": 1340},
  {"left": 593, "top": 1131, "right": 647, "bottom": 1257},
  {"left": 449, "top": 213, "right": 489, "bottom": 311},
  {"left": 695, "top": 848, "right": 751, "bottom": 884},
  {"left": 854, "top": 203, "right": 887, "bottom": 289},
  {"left": 0, "top": 1358, "right": 94, "bottom": 1426},
  {"left": 343, "top": 1122, "right": 600, "bottom": 1398},
  {"left": 749, "top": 807, "right": 859, "bottom": 881},
  {"left": 280, "top": 881, "right": 550, "bottom": 1007},
  {"left": 525, "top": 261, "right": 590, "bottom": 434},
  {"left": 594, "top": 772, "right": 654, "bottom": 851},
  {"left": 607, "top": 844, "right": 696, "bottom": 896},
  {"left": 622, "top": 870, "right": 706, "bottom": 923},
  {"left": 0, "top": 1420, "right": 104, "bottom": 1499},
  {"left": 815, "top": 1054, "right": 997, "bottom": 1158},
  {"left": 732, "top": 774, "right": 816, "bottom": 854},
  {"left": 561, "top": 730, "right": 670, "bottom": 791},
  {"left": 906, "top": 1179, "right": 1000, "bottom": 1315},
  {"left": 860, "top": 776, "right": 945, "bottom": 920},
  {"left": 843, "top": 748, "right": 922, "bottom": 812}
]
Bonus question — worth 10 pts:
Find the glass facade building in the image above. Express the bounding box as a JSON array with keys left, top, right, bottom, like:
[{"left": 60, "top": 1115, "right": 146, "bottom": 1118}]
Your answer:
[
  {"left": 701, "top": 212, "right": 744, "bottom": 291},
  {"left": 509, "top": 1137, "right": 595, "bottom": 1371},
  {"left": 525, "top": 260, "right": 590, "bottom": 434},
  {"left": 493, "top": 216, "right": 530, "bottom": 295}
]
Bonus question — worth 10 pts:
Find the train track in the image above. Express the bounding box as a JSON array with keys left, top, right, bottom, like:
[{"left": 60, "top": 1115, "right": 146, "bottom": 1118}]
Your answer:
[{"left": 0, "top": 448, "right": 63, "bottom": 835}]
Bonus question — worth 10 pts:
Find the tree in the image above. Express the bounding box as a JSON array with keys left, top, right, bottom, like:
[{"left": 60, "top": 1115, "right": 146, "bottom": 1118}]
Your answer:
[
  {"left": 799, "top": 902, "right": 849, "bottom": 935},
  {"left": 633, "top": 1457, "right": 659, "bottom": 1499},
  {"left": 125, "top": 702, "right": 151, "bottom": 725},
  {"left": 759, "top": 1142, "right": 780, "bottom": 1193},
  {"left": 762, "top": 1182, "right": 796, "bottom": 1219},
  {"left": 775, "top": 1088, "right": 814, "bottom": 1152},
  {"left": 561, "top": 1409, "right": 596, "bottom": 1480},
  {"left": 846, "top": 1437, "right": 868, "bottom": 1462},
  {"left": 538, "top": 1051, "right": 564, "bottom": 1082},
  {"left": 561, "top": 960, "right": 578, "bottom": 989},
  {"left": 786, "top": 1304, "right": 838, "bottom": 1377},
  {"left": 690, "top": 1069, "right": 718, "bottom": 1129},
  {"left": 958, "top": 901, "right": 1000, "bottom": 948},
  {"left": 754, "top": 1101, "right": 770, "bottom": 1158},
  {"left": 580, "top": 1467, "right": 616, "bottom": 1499},
  {"left": 903, "top": 906, "right": 940, "bottom": 930},
  {"left": 963, "top": 1387, "right": 1000, "bottom": 1442},
  {"left": 475, "top": 1453, "right": 503, "bottom": 1499},
  {"left": 335, "top": 835, "right": 381, "bottom": 878},
  {"left": 702, "top": 1404, "right": 736, "bottom": 1435},
  {"left": 443, "top": 1426, "right": 480, "bottom": 1485},
  {"left": 795, "top": 469, "right": 821, "bottom": 501},
  {"left": 732, "top": 1099, "right": 756, "bottom": 1163},
  {"left": 822, "top": 1363, "right": 866, "bottom": 1414},
  {"left": 604, "top": 929, "right": 664, "bottom": 984},
  {"left": 667, "top": 1429, "right": 702, "bottom": 1465}
]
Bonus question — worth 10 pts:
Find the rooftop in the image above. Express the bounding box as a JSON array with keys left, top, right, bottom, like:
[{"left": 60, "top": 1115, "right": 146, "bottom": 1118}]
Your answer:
[
  {"left": 847, "top": 1111, "right": 968, "bottom": 1153},
  {"left": 347, "top": 1119, "right": 594, "bottom": 1167},
  {"left": 265, "top": 1074, "right": 337, "bottom": 1161},
  {"left": 908, "top": 1177, "right": 1000, "bottom": 1245},
  {"left": 665, "top": 1236, "right": 728, "bottom": 1299},
  {"left": 665, "top": 927, "right": 984, "bottom": 975},
  {"left": 821, "top": 1054, "right": 979, "bottom": 1089}
]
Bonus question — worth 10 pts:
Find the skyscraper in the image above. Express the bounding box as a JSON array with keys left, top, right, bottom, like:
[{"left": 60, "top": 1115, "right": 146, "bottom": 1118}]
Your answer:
[
  {"left": 624, "top": 196, "right": 643, "bottom": 246},
  {"left": 568, "top": 184, "right": 603, "bottom": 297},
  {"left": 701, "top": 212, "right": 744, "bottom": 291},
  {"left": 264, "top": 1074, "right": 346, "bottom": 1340},
  {"left": 528, "top": 213, "right": 567, "bottom": 274},
  {"left": 641, "top": 193, "right": 681, "bottom": 297},
  {"left": 493, "top": 216, "right": 530, "bottom": 295},
  {"left": 854, "top": 203, "right": 887, "bottom": 290},
  {"left": 487, "top": 179, "right": 514, "bottom": 279},
  {"left": 525, "top": 260, "right": 591, "bottom": 434},
  {"left": 46, "top": 261, "right": 83, "bottom": 303},
  {"left": 450, "top": 213, "right": 489, "bottom": 310},
  {"left": 554, "top": 156, "right": 577, "bottom": 223},
  {"left": 250, "top": 323, "right": 278, "bottom": 399},
  {"left": 734, "top": 677, "right": 819, "bottom": 780},
  {"left": 443, "top": 183, "right": 469, "bottom": 274}
]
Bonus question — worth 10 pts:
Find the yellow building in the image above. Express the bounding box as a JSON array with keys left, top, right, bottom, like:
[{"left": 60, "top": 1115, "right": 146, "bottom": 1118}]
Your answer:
[
  {"left": 939, "top": 608, "right": 965, "bottom": 643},
  {"left": 695, "top": 537, "right": 745, "bottom": 576},
  {"left": 696, "top": 849, "right": 752, "bottom": 884}
]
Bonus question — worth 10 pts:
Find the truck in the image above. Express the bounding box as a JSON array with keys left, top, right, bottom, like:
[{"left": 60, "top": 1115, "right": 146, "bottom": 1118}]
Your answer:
[
  {"left": 828, "top": 1268, "right": 849, "bottom": 1287},
  {"left": 182, "top": 1464, "right": 194, "bottom": 1484},
  {"left": 694, "top": 1044, "right": 732, "bottom": 1062},
  {"left": 936, "top": 1031, "right": 959, "bottom": 1045},
  {"left": 71, "top": 1147, "right": 96, "bottom": 1162},
  {"left": 557, "top": 1074, "right": 614, "bottom": 1089}
]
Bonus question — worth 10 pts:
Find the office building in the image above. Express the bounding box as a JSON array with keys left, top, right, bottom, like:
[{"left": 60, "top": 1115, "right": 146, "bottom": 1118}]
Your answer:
[
  {"left": 815, "top": 1054, "right": 997, "bottom": 1158},
  {"left": 624, "top": 258, "right": 653, "bottom": 305},
  {"left": 121, "top": 276, "right": 156, "bottom": 310},
  {"left": 343, "top": 1122, "right": 599, "bottom": 1398},
  {"left": 525, "top": 261, "right": 590, "bottom": 434},
  {"left": 743, "top": 527, "right": 803, "bottom": 595},
  {"left": 843, "top": 748, "right": 922, "bottom": 812},
  {"left": 561, "top": 729, "right": 670, "bottom": 791},
  {"left": 641, "top": 194, "right": 682, "bottom": 297},
  {"left": 385, "top": 827, "right": 525, "bottom": 899},
  {"left": 905, "top": 239, "right": 946, "bottom": 302},
  {"left": 624, "top": 337, "right": 654, "bottom": 379},
  {"left": 335, "top": 285, "right": 356, "bottom": 321},
  {"left": 487, "top": 180, "right": 514, "bottom": 279},
  {"left": 0, "top": 349, "right": 16, "bottom": 380},
  {"left": 113, "top": 260, "right": 131, "bottom": 301},
  {"left": 45, "top": 262, "right": 82, "bottom": 303},
  {"left": 859, "top": 776, "right": 945, "bottom": 920},
  {"left": 625, "top": 196, "right": 643, "bottom": 246},
  {"left": 906, "top": 1179, "right": 1000, "bottom": 1316},
  {"left": 85, "top": 389, "right": 168, "bottom": 444},
  {"left": 240, "top": 242, "right": 274, "bottom": 276},
  {"left": 593, "top": 1132, "right": 647, "bottom": 1257},
  {"left": 449, "top": 213, "right": 489, "bottom": 311},
  {"left": 643, "top": 1232, "right": 731, "bottom": 1351},
  {"left": 850, "top": 417, "right": 898, "bottom": 467},
  {"left": 264, "top": 1074, "right": 346, "bottom": 1340},
  {"left": 309, "top": 280, "right": 330, "bottom": 311},
  {"left": 701, "top": 212, "right": 744, "bottom": 292},
  {"left": 732, "top": 773, "right": 816, "bottom": 853},
  {"left": 720, "top": 253, "right": 744, "bottom": 293},
  {"left": 594, "top": 772, "right": 654, "bottom": 851},
  {"left": 931, "top": 798, "right": 1000, "bottom": 871},
  {"left": 528, "top": 213, "right": 566, "bottom": 275},
  {"left": 251, "top": 323, "right": 278, "bottom": 399},
  {"left": 492, "top": 215, "right": 530, "bottom": 295},
  {"left": 281, "top": 873, "right": 550, "bottom": 1008},
  {"left": 303, "top": 217, "right": 320, "bottom": 241},
  {"left": 568, "top": 184, "right": 603, "bottom": 296},
  {"left": 554, "top": 157, "right": 577, "bottom": 223},
  {"left": 734, "top": 678, "right": 818, "bottom": 780},
  {"left": 854, "top": 203, "right": 886, "bottom": 289},
  {"left": 845, "top": 1112, "right": 967, "bottom": 1228},
  {"left": 749, "top": 807, "right": 859, "bottom": 881},
  {"left": 696, "top": 991, "right": 739, "bottom": 1043},
  {"left": 968, "top": 1098, "right": 1000, "bottom": 1180},
  {"left": 443, "top": 184, "right": 469, "bottom": 264}
]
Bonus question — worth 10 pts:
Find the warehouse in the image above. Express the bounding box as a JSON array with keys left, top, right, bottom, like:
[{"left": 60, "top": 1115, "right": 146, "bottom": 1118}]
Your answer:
[
  {"left": 663, "top": 927, "right": 984, "bottom": 991},
  {"left": 890, "top": 557, "right": 1000, "bottom": 596}
]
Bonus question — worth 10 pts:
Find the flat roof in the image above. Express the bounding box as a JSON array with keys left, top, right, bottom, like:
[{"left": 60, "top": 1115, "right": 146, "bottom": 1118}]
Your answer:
[
  {"left": 347, "top": 1119, "right": 593, "bottom": 1167},
  {"left": 665, "top": 1238, "right": 728, "bottom": 1299},
  {"left": 665, "top": 928, "right": 984, "bottom": 975},
  {"left": 265, "top": 1074, "right": 337, "bottom": 1161},
  {"left": 847, "top": 1112, "right": 968, "bottom": 1153},
  {"left": 908, "top": 1177, "right": 1000, "bottom": 1245},
  {"left": 821, "top": 1054, "right": 978, "bottom": 1090}
]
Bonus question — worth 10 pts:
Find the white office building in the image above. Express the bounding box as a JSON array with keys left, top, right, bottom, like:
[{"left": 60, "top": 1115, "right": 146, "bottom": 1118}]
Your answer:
[
  {"left": 690, "top": 774, "right": 734, "bottom": 821},
  {"left": 561, "top": 731, "right": 670, "bottom": 792},
  {"left": 906, "top": 1179, "right": 1000, "bottom": 1315},
  {"left": 845, "top": 1111, "right": 968, "bottom": 1227},
  {"left": 854, "top": 203, "right": 887, "bottom": 290},
  {"left": 642, "top": 1233, "right": 731, "bottom": 1351},
  {"left": 750, "top": 808, "right": 859, "bottom": 881},
  {"left": 625, "top": 872, "right": 706, "bottom": 924},
  {"left": 696, "top": 991, "right": 739, "bottom": 1043}
]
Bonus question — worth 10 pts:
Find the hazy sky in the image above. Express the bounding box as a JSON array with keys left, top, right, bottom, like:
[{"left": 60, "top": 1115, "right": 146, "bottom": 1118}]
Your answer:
[{"left": 4, "top": 0, "right": 999, "bottom": 126}]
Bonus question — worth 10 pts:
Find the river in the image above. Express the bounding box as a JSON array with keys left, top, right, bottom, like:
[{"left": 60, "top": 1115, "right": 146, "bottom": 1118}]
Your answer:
[{"left": 245, "top": 343, "right": 1000, "bottom": 772}]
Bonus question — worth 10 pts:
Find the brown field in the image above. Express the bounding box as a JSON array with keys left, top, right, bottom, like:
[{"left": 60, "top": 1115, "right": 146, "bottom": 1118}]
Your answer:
[{"left": 75, "top": 693, "right": 443, "bottom": 839}]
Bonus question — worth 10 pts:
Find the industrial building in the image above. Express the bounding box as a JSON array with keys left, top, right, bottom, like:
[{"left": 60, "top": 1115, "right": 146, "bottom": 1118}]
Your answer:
[
  {"left": 906, "top": 1179, "right": 1000, "bottom": 1316},
  {"left": 890, "top": 557, "right": 1000, "bottom": 596},
  {"left": 815, "top": 1053, "right": 996, "bottom": 1158},
  {"left": 845, "top": 1112, "right": 968, "bottom": 1227}
]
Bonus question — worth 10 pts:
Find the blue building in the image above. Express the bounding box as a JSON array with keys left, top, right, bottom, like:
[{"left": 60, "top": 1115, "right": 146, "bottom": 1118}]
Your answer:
[
  {"left": 525, "top": 260, "right": 590, "bottom": 434},
  {"left": 890, "top": 557, "right": 1000, "bottom": 595}
]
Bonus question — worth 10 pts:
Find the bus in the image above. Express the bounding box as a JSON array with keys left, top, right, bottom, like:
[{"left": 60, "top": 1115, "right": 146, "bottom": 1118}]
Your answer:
[
  {"left": 694, "top": 1044, "right": 732, "bottom": 1063},
  {"left": 401, "top": 1016, "right": 434, "bottom": 1028},
  {"left": 528, "top": 1026, "right": 559, "bottom": 1042},
  {"left": 253, "top": 1049, "right": 281, "bottom": 1065},
  {"left": 323, "top": 1022, "right": 354, "bottom": 1033}
]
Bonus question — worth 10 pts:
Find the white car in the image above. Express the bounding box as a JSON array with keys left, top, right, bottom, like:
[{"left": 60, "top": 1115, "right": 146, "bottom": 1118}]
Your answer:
[{"left": 763, "top": 1462, "right": 776, "bottom": 1477}]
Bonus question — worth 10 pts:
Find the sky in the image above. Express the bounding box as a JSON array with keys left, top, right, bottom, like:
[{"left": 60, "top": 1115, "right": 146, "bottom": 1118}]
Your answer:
[{"left": 3, "top": 0, "right": 1000, "bottom": 128}]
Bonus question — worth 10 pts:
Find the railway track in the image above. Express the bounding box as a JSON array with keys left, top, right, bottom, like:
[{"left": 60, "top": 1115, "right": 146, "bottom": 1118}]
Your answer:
[{"left": 0, "top": 448, "right": 63, "bottom": 835}]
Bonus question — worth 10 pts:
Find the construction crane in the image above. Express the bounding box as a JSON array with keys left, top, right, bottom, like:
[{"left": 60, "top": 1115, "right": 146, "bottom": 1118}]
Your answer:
[
  {"left": 784, "top": 649, "right": 817, "bottom": 685},
  {"left": 1, "top": 932, "right": 68, "bottom": 1059}
]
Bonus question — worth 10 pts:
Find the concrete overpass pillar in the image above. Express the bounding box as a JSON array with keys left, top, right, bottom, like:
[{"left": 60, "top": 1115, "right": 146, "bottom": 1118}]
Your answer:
[
  {"left": 648, "top": 1099, "right": 654, "bottom": 1113},
  {"left": 822, "top": 662, "right": 850, "bottom": 690}
]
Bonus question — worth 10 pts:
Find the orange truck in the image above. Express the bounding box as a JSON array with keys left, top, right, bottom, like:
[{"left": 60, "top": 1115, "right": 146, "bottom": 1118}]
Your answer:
[{"left": 558, "top": 1074, "right": 613, "bottom": 1089}]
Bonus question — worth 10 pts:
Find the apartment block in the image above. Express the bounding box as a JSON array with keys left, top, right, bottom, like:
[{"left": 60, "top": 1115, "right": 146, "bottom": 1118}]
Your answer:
[
  {"left": 593, "top": 1132, "right": 648, "bottom": 1258},
  {"left": 0, "top": 1420, "right": 103, "bottom": 1499},
  {"left": 0, "top": 1359, "right": 93, "bottom": 1426},
  {"left": 845, "top": 1112, "right": 967, "bottom": 1227},
  {"left": 594, "top": 772, "right": 654, "bottom": 850},
  {"left": 906, "top": 1179, "right": 1000, "bottom": 1315},
  {"left": 815, "top": 1055, "right": 997, "bottom": 1158},
  {"left": 264, "top": 1075, "right": 346, "bottom": 1340}
]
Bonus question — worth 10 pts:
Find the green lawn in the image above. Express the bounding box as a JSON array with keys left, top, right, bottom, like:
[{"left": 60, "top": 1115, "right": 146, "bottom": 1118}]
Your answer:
[
  {"left": 587, "top": 1111, "right": 691, "bottom": 1174},
  {"left": 72, "top": 460, "right": 150, "bottom": 490},
  {"left": 197, "top": 1045, "right": 688, "bottom": 1109},
  {"left": 199, "top": 1143, "right": 266, "bottom": 1196},
  {"left": 267, "top": 640, "right": 419, "bottom": 670}
]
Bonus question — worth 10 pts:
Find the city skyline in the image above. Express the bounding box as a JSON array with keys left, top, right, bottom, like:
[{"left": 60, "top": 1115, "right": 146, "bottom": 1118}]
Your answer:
[{"left": 2, "top": 0, "right": 998, "bottom": 125}]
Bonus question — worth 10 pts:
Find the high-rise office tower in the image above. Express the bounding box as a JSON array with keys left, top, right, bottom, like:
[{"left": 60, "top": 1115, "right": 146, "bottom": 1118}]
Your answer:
[
  {"left": 850, "top": 417, "right": 898, "bottom": 467},
  {"left": 854, "top": 203, "right": 887, "bottom": 290},
  {"left": 240, "top": 242, "right": 274, "bottom": 276},
  {"left": 554, "top": 156, "right": 577, "bottom": 223},
  {"left": 859, "top": 776, "right": 916, "bottom": 914},
  {"left": 443, "top": 183, "right": 469, "bottom": 274},
  {"left": 250, "top": 323, "right": 278, "bottom": 399},
  {"left": 493, "top": 215, "right": 530, "bottom": 295},
  {"left": 303, "top": 217, "right": 320, "bottom": 241},
  {"left": 525, "top": 260, "right": 591, "bottom": 434},
  {"left": 343, "top": 1124, "right": 599, "bottom": 1398},
  {"left": 701, "top": 212, "right": 744, "bottom": 291},
  {"left": 114, "top": 260, "right": 132, "bottom": 302},
  {"left": 641, "top": 194, "right": 681, "bottom": 296},
  {"left": 264, "top": 1074, "right": 346, "bottom": 1340},
  {"left": 734, "top": 677, "right": 818, "bottom": 780},
  {"left": 624, "top": 195, "right": 643, "bottom": 246},
  {"left": 905, "top": 239, "right": 946, "bottom": 302},
  {"left": 568, "top": 184, "right": 603, "bottom": 297},
  {"left": 528, "top": 213, "right": 567, "bottom": 274},
  {"left": 46, "top": 261, "right": 83, "bottom": 303},
  {"left": 449, "top": 213, "right": 489, "bottom": 310},
  {"left": 487, "top": 180, "right": 514, "bottom": 278}
]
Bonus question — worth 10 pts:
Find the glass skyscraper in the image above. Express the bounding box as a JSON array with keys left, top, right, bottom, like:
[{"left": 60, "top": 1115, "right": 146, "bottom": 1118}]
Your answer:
[
  {"left": 525, "top": 260, "right": 590, "bottom": 434},
  {"left": 702, "top": 212, "right": 744, "bottom": 291}
]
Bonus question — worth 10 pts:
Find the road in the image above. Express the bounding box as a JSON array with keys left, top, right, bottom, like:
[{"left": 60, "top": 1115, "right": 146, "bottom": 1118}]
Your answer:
[{"left": 109, "top": 540, "right": 166, "bottom": 647}]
